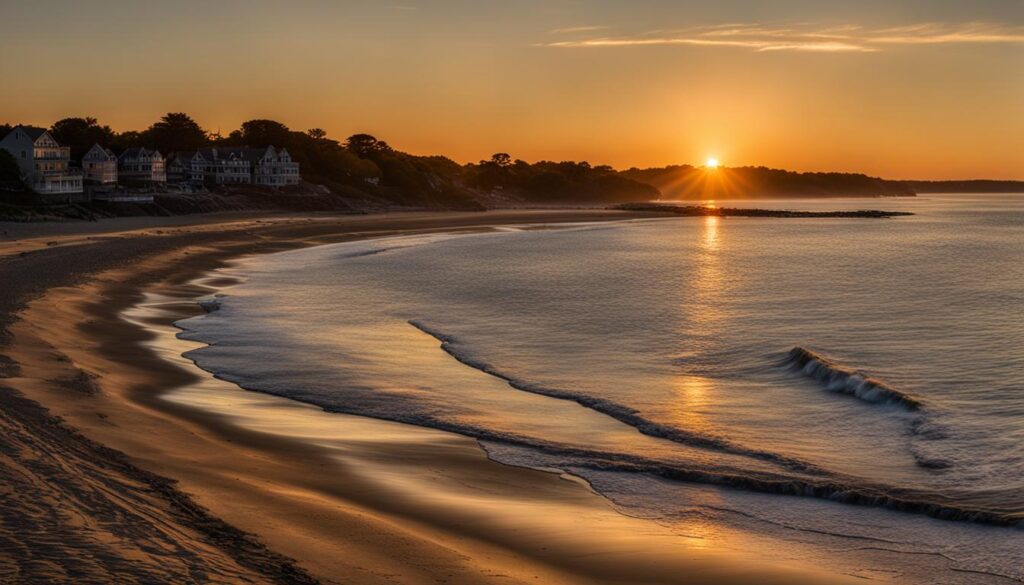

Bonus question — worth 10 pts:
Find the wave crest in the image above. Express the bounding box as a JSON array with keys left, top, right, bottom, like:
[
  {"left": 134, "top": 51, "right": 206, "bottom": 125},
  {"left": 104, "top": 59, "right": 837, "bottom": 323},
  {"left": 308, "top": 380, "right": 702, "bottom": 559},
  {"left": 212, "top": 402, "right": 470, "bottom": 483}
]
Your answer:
[{"left": 783, "top": 347, "right": 921, "bottom": 410}]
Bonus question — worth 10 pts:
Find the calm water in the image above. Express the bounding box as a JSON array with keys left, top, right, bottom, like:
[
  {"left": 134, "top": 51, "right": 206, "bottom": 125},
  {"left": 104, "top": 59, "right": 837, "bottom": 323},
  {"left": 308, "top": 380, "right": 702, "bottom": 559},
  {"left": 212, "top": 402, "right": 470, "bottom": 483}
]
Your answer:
[{"left": 180, "top": 194, "right": 1024, "bottom": 582}]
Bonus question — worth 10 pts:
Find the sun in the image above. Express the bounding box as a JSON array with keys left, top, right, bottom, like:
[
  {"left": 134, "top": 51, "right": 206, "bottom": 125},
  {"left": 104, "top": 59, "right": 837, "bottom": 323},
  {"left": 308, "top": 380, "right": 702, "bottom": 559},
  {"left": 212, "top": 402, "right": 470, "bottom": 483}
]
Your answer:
[{"left": 705, "top": 157, "right": 720, "bottom": 169}]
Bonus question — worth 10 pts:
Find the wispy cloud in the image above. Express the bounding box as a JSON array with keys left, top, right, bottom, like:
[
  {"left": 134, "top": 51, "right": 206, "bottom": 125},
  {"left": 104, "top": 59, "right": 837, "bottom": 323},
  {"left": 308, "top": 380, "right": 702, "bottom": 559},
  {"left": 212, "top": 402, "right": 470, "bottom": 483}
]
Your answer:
[
  {"left": 871, "top": 22, "right": 1024, "bottom": 45},
  {"left": 550, "top": 25, "right": 609, "bottom": 34},
  {"left": 547, "top": 36, "right": 873, "bottom": 53},
  {"left": 544, "top": 22, "right": 1024, "bottom": 53}
]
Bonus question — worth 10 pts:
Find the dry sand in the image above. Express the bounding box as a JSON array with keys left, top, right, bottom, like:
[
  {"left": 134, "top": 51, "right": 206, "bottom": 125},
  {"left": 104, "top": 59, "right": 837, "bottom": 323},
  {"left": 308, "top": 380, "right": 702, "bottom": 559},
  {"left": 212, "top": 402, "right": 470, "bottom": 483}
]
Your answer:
[{"left": 0, "top": 210, "right": 858, "bottom": 584}]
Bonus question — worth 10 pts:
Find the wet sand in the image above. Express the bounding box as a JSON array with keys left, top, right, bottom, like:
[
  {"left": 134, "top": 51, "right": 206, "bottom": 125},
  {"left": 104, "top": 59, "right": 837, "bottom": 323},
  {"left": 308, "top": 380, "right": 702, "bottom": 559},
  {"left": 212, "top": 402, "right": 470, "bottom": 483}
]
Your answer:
[{"left": 0, "top": 211, "right": 858, "bottom": 584}]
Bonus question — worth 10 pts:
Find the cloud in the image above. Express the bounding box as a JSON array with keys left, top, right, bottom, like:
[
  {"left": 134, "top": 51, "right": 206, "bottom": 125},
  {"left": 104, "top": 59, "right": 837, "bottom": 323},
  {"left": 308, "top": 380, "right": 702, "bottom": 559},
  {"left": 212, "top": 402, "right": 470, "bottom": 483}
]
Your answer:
[
  {"left": 550, "top": 25, "right": 609, "bottom": 34},
  {"left": 544, "top": 22, "right": 1024, "bottom": 53},
  {"left": 548, "top": 36, "right": 873, "bottom": 53},
  {"left": 871, "top": 22, "right": 1024, "bottom": 45}
]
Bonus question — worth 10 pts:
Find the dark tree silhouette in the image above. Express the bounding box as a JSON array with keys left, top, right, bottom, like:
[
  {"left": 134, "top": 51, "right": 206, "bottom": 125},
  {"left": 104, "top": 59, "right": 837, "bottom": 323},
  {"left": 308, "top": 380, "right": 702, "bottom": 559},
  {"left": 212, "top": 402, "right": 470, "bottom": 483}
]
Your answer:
[
  {"left": 50, "top": 117, "right": 116, "bottom": 160},
  {"left": 111, "top": 130, "right": 143, "bottom": 151},
  {"left": 306, "top": 128, "right": 327, "bottom": 140},
  {"left": 142, "top": 113, "right": 208, "bottom": 154},
  {"left": 230, "top": 119, "right": 292, "bottom": 147},
  {"left": 345, "top": 134, "right": 392, "bottom": 157}
]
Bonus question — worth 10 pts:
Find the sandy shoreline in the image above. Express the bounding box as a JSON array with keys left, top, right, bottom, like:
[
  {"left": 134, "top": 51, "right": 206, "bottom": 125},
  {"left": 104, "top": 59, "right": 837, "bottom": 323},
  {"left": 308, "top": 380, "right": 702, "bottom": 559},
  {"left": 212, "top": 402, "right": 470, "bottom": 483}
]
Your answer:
[{"left": 0, "top": 210, "right": 857, "bottom": 584}]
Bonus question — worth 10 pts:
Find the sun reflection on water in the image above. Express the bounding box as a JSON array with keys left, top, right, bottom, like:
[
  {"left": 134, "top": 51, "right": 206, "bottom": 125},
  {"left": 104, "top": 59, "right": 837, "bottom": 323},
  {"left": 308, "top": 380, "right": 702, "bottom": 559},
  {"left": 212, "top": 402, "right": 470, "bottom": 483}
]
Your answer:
[
  {"left": 672, "top": 214, "right": 728, "bottom": 436},
  {"left": 703, "top": 215, "right": 719, "bottom": 251}
]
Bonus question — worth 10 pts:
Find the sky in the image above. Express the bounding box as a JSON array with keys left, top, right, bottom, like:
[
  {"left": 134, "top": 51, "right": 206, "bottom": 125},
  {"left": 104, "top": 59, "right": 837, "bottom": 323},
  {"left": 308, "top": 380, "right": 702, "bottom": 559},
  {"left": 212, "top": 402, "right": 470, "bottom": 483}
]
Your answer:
[{"left": 1, "top": 0, "right": 1022, "bottom": 179}]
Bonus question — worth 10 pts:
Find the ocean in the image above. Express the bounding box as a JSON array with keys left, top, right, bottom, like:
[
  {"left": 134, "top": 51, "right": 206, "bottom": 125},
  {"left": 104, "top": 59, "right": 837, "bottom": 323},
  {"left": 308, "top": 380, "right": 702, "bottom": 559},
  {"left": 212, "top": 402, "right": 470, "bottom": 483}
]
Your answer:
[{"left": 178, "top": 194, "right": 1023, "bottom": 582}]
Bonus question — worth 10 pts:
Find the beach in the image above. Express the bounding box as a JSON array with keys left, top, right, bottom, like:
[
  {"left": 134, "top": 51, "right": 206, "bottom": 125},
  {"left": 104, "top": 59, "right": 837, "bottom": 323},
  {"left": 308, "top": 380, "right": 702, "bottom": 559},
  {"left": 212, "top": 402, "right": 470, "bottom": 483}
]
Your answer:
[{"left": 0, "top": 210, "right": 863, "bottom": 584}]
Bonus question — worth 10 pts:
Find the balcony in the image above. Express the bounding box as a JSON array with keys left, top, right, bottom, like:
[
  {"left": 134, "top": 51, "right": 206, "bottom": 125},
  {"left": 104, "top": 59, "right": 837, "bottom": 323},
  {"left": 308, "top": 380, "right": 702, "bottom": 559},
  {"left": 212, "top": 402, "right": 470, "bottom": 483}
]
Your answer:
[
  {"left": 31, "top": 175, "right": 84, "bottom": 194},
  {"left": 34, "top": 147, "right": 71, "bottom": 161},
  {"left": 36, "top": 167, "right": 83, "bottom": 178}
]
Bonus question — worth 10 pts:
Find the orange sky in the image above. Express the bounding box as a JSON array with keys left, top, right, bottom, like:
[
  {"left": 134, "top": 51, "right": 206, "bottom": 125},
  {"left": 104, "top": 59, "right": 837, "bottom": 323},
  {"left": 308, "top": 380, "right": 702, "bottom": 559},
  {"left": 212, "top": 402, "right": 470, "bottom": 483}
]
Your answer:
[{"left": 1, "top": 1, "right": 1022, "bottom": 179}]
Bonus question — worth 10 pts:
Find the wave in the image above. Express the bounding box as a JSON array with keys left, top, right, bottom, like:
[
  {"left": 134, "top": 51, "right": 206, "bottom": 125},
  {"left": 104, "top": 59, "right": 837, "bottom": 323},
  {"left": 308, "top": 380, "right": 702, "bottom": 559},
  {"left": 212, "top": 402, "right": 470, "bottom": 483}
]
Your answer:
[
  {"left": 562, "top": 456, "right": 1020, "bottom": 527},
  {"left": 782, "top": 347, "right": 922, "bottom": 410},
  {"left": 409, "top": 319, "right": 824, "bottom": 475}
]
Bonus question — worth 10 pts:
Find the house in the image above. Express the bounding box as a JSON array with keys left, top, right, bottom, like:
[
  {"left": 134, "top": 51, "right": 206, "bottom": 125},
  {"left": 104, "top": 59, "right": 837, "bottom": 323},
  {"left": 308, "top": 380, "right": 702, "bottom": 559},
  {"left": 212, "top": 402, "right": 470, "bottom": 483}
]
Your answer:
[
  {"left": 250, "top": 146, "right": 300, "bottom": 186},
  {"left": 82, "top": 143, "right": 118, "bottom": 184},
  {"left": 167, "top": 146, "right": 300, "bottom": 187},
  {"left": 0, "top": 125, "right": 84, "bottom": 194},
  {"left": 118, "top": 147, "right": 166, "bottom": 184},
  {"left": 202, "top": 147, "right": 252, "bottom": 184},
  {"left": 166, "top": 151, "right": 203, "bottom": 186}
]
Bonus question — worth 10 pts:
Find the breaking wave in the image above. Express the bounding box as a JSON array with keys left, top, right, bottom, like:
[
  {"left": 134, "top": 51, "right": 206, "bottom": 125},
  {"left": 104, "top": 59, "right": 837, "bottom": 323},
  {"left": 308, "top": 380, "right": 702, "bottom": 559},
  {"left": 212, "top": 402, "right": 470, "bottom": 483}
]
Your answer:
[{"left": 782, "top": 347, "right": 922, "bottom": 410}]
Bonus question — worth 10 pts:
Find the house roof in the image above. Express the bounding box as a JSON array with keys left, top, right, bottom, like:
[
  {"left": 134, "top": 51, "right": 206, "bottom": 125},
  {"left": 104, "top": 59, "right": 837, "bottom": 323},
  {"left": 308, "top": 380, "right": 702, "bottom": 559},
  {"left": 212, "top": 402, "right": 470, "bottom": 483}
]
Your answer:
[
  {"left": 119, "top": 147, "right": 163, "bottom": 160},
  {"left": 195, "top": 146, "right": 281, "bottom": 163},
  {"left": 19, "top": 126, "right": 48, "bottom": 141},
  {"left": 164, "top": 146, "right": 289, "bottom": 166},
  {"left": 85, "top": 143, "right": 117, "bottom": 160},
  {"left": 242, "top": 146, "right": 274, "bottom": 162},
  {"left": 167, "top": 151, "right": 196, "bottom": 163}
]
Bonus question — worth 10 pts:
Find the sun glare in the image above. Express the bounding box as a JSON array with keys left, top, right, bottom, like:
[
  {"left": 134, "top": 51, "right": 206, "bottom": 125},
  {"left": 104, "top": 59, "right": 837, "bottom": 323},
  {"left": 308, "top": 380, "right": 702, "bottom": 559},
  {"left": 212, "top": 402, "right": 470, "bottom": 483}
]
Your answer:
[{"left": 705, "top": 157, "right": 720, "bottom": 169}]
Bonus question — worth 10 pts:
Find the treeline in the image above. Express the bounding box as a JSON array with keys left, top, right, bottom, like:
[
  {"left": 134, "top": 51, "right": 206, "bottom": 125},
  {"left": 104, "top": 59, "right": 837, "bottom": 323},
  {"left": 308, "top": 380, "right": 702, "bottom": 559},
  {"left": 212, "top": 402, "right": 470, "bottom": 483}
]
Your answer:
[
  {"left": 623, "top": 165, "right": 916, "bottom": 199},
  {"left": 465, "top": 153, "right": 659, "bottom": 203},
  {"left": 900, "top": 180, "right": 1024, "bottom": 193},
  {"left": 2, "top": 115, "right": 657, "bottom": 208}
]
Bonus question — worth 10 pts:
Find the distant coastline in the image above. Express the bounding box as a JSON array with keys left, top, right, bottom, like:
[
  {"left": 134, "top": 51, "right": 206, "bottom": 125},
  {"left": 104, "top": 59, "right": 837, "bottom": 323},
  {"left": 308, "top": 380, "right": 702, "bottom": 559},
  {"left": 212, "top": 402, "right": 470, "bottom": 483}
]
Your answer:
[
  {"left": 901, "top": 179, "right": 1024, "bottom": 194},
  {"left": 622, "top": 165, "right": 1024, "bottom": 200}
]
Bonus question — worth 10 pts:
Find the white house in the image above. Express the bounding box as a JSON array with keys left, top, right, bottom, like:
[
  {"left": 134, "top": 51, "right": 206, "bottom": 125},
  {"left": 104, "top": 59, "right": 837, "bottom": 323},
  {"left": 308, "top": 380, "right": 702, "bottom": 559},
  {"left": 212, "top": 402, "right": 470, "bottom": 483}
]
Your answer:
[
  {"left": 82, "top": 143, "right": 118, "bottom": 184},
  {"left": 118, "top": 147, "right": 166, "bottom": 184},
  {"left": 0, "top": 125, "right": 84, "bottom": 194},
  {"left": 250, "top": 146, "right": 300, "bottom": 186}
]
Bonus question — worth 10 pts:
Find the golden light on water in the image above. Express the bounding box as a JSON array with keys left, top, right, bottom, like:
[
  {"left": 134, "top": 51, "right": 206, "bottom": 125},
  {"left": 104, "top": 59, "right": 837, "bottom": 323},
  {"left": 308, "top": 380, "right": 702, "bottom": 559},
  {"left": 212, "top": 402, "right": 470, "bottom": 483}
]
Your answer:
[{"left": 703, "top": 215, "right": 720, "bottom": 249}]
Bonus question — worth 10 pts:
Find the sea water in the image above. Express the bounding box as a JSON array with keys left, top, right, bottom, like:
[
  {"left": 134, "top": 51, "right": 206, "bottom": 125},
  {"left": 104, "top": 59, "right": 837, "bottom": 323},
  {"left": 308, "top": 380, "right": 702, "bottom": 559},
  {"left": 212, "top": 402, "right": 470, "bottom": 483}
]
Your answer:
[{"left": 179, "top": 194, "right": 1024, "bottom": 582}]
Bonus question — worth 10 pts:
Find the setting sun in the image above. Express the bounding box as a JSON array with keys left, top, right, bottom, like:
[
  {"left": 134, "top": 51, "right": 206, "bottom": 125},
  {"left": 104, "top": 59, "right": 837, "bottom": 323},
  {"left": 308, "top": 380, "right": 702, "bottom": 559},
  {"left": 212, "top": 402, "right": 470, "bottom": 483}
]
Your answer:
[{"left": 706, "top": 157, "right": 720, "bottom": 169}]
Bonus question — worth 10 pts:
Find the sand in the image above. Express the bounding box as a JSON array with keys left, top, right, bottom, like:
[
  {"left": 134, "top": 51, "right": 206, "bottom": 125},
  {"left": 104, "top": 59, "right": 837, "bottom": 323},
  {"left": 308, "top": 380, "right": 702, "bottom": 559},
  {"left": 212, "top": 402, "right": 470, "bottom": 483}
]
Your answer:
[{"left": 0, "top": 210, "right": 858, "bottom": 584}]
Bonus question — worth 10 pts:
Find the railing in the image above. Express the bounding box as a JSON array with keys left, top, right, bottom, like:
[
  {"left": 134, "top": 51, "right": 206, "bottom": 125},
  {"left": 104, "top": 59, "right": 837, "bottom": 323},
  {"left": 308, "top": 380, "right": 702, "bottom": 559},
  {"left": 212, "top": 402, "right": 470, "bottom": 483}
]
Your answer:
[
  {"left": 34, "top": 147, "right": 71, "bottom": 160},
  {"left": 35, "top": 168, "right": 84, "bottom": 178},
  {"left": 31, "top": 181, "right": 84, "bottom": 194}
]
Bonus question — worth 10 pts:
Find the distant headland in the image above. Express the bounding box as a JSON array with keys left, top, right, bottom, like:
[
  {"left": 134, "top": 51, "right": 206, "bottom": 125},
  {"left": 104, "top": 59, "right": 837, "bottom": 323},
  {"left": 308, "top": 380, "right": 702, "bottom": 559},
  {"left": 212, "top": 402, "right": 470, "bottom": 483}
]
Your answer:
[{"left": 621, "top": 165, "right": 1024, "bottom": 200}]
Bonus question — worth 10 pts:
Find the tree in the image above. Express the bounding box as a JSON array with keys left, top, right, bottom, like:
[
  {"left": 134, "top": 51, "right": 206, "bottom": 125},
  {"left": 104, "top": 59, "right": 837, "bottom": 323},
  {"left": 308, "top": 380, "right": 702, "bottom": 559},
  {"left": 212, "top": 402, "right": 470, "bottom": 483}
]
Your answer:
[
  {"left": 490, "top": 153, "right": 512, "bottom": 167},
  {"left": 50, "top": 117, "right": 116, "bottom": 160},
  {"left": 345, "top": 134, "right": 391, "bottom": 157},
  {"left": 111, "top": 130, "right": 143, "bottom": 151},
  {"left": 142, "top": 113, "right": 208, "bottom": 154},
  {"left": 306, "top": 128, "right": 327, "bottom": 140},
  {"left": 230, "top": 119, "right": 292, "bottom": 147}
]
